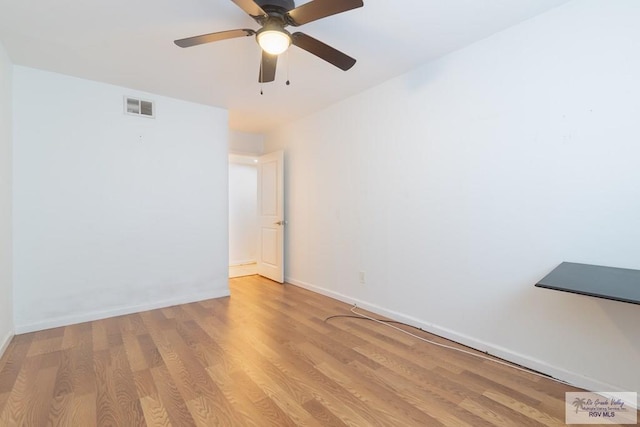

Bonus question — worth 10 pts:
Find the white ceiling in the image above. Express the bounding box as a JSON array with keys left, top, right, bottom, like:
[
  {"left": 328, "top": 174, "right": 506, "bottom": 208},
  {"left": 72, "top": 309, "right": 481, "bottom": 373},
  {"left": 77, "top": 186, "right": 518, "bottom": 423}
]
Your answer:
[{"left": 0, "top": 0, "right": 571, "bottom": 133}]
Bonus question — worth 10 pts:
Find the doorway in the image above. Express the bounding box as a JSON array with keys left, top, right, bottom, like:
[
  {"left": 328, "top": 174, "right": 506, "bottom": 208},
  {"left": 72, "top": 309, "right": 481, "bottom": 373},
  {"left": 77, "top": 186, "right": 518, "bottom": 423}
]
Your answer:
[{"left": 228, "top": 154, "right": 258, "bottom": 278}]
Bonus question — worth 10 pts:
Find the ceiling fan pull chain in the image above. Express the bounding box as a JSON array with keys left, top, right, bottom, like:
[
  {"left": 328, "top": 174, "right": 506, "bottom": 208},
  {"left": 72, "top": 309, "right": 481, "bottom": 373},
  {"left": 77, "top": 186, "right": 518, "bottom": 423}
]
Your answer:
[
  {"left": 286, "top": 49, "right": 291, "bottom": 86},
  {"left": 260, "top": 50, "right": 264, "bottom": 95}
]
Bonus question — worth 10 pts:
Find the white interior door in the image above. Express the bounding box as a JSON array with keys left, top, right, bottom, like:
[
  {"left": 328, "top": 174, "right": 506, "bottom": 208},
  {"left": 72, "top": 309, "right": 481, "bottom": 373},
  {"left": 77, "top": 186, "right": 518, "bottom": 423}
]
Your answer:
[{"left": 257, "top": 151, "right": 284, "bottom": 283}]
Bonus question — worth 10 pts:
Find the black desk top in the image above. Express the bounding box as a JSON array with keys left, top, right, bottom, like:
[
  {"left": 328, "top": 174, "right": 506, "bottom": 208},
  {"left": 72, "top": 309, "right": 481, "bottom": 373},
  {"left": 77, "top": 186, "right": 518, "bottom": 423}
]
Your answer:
[{"left": 535, "top": 262, "right": 640, "bottom": 305}]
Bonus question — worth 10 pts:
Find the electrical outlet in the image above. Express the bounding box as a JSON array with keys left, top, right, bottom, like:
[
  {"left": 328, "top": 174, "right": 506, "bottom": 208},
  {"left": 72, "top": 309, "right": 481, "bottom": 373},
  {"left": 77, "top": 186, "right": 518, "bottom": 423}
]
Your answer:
[{"left": 359, "top": 271, "right": 366, "bottom": 284}]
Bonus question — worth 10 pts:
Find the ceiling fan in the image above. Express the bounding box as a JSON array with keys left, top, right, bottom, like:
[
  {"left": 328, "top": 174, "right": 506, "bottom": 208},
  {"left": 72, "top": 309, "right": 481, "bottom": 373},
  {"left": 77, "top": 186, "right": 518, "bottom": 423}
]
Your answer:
[{"left": 174, "top": 0, "right": 364, "bottom": 83}]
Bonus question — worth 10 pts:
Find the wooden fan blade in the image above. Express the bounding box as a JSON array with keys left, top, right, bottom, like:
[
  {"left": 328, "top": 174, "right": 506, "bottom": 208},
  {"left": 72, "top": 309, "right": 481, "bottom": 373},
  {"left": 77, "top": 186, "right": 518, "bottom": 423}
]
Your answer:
[
  {"left": 174, "top": 29, "right": 255, "bottom": 48},
  {"left": 231, "top": 0, "right": 268, "bottom": 20},
  {"left": 291, "top": 32, "right": 356, "bottom": 71},
  {"left": 286, "top": 0, "right": 363, "bottom": 26},
  {"left": 259, "top": 51, "right": 278, "bottom": 83}
]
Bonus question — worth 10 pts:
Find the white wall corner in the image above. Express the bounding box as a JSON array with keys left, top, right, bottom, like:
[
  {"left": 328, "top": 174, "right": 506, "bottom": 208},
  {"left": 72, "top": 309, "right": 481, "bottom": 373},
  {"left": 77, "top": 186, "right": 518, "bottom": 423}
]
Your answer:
[{"left": 0, "top": 40, "right": 14, "bottom": 364}]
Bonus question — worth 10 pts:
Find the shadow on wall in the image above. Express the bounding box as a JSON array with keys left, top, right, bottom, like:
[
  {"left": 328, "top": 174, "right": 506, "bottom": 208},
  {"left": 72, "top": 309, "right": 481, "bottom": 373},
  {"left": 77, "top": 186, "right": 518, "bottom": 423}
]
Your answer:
[
  {"left": 518, "top": 284, "right": 640, "bottom": 390},
  {"left": 601, "top": 300, "right": 640, "bottom": 355}
]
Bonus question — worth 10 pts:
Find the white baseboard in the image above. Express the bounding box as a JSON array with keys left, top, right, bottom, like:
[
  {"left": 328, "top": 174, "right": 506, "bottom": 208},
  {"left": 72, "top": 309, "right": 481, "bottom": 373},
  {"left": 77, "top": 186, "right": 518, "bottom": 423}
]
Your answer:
[
  {"left": 15, "top": 288, "right": 231, "bottom": 334},
  {"left": 285, "top": 276, "right": 626, "bottom": 394},
  {"left": 230, "top": 259, "right": 256, "bottom": 267},
  {"left": 0, "top": 329, "right": 14, "bottom": 359}
]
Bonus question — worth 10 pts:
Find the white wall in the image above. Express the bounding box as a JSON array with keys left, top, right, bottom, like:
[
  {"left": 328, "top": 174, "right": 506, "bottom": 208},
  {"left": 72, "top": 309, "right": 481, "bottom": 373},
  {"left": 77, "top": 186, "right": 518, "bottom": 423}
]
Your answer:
[
  {"left": 229, "top": 131, "right": 264, "bottom": 155},
  {"left": 0, "top": 42, "right": 13, "bottom": 355},
  {"left": 266, "top": 0, "right": 640, "bottom": 392},
  {"left": 229, "top": 160, "right": 257, "bottom": 265},
  {"left": 13, "top": 67, "right": 230, "bottom": 333}
]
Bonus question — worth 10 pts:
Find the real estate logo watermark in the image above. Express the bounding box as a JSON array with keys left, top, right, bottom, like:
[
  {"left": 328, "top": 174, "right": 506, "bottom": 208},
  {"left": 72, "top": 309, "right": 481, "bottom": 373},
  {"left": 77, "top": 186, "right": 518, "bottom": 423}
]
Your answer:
[{"left": 566, "top": 392, "right": 637, "bottom": 424}]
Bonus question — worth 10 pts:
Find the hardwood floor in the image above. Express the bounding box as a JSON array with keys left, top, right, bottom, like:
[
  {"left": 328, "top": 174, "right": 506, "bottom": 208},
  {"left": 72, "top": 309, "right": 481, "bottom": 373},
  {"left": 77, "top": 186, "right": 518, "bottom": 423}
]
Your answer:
[{"left": 0, "top": 275, "right": 632, "bottom": 426}]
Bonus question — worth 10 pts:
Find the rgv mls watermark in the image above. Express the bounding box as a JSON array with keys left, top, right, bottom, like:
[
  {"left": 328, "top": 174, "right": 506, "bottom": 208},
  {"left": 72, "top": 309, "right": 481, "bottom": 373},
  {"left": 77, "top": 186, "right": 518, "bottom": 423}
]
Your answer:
[{"left": 566, "top": 392, "right": 637, "bottom": 424}]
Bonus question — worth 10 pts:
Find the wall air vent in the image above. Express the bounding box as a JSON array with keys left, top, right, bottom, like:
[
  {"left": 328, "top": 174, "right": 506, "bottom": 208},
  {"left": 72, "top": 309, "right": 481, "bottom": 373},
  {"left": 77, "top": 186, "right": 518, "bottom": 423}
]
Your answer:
[{"left": 124, "top": 96, "right": 155, "bottom": 118}]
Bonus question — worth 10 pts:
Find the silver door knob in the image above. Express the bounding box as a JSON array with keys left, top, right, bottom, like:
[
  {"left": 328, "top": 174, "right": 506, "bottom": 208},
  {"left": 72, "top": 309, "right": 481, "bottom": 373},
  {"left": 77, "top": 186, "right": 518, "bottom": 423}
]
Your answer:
[{"left": 274, "top": 220, "right": 286, "bottom": 226}]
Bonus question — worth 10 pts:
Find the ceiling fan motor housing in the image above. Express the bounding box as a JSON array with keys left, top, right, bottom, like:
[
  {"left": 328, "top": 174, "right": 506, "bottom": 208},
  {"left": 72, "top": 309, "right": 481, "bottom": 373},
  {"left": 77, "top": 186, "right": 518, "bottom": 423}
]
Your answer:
[
  {"left": 255, "top": 0, "right": 295, "bottom": 13},
  {"left": 254, "top": 0, "right": 295, "bottom": 27}
]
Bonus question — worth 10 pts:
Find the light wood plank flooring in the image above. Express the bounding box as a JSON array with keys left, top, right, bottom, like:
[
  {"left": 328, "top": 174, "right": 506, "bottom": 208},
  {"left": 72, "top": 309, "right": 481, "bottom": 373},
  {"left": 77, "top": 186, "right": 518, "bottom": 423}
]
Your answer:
[{"left": 0, "top": 275, "right": 632, "bottom": 426}]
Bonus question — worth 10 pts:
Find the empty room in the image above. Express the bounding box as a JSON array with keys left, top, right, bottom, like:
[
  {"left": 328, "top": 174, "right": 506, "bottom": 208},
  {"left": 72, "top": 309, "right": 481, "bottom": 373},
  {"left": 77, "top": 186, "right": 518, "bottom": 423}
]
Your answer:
[{"left": 1, "top": 0, "right": 639, "bottom": 425}]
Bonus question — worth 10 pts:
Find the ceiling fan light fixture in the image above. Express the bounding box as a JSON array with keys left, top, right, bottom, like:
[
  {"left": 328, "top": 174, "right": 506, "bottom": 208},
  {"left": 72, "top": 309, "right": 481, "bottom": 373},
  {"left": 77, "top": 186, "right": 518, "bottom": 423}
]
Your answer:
[
  {"left": 257, "top": 29, "right": 291, "bottom": 55},
  {"left": 174, "top": 0, "right": 364, "bottom": 82}
]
